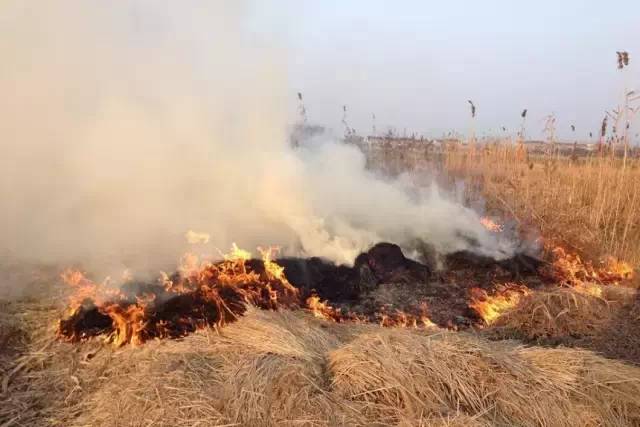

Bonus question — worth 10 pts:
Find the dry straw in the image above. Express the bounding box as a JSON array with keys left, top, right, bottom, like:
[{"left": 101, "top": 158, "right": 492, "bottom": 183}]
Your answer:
[{"left": 5, "top": 303, "right": 640, "bottom": 427}]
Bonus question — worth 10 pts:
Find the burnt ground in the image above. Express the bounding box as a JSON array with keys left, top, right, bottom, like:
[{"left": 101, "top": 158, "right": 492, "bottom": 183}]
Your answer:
[
  {"left": 279, "top": 242, "right": 640, "bottom": 365},
  {"left": 278, "top": 242, "right": 550, "bottom": 328},
  {"left": 56, "top": 242, "right": 552, "bottom": 346},
  {"left": 7, "top": 242, "right": 640, "bottom": 369}
]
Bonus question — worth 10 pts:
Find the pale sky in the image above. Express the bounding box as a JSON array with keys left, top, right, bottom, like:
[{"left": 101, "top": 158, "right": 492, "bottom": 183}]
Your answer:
[{"left": 267, "top": 1, "right": 640, "bottom": 141}]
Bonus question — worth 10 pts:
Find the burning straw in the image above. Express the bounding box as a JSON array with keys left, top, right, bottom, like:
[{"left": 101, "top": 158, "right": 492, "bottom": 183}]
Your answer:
[{"left": 56, "top": 246, "right": 300, "bottom": 347}]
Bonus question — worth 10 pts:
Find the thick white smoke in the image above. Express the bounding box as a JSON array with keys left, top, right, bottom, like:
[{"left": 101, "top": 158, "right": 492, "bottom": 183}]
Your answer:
[{"left": 0, "top": 1, "right": 510, "bottom": 281}]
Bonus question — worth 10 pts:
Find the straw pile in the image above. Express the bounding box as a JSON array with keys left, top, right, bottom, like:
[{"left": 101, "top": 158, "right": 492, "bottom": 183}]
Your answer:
[
  {"left": 329, "top": 328, "right": 640, "bottom": 426},
  {"left": 3, "top": 304, "right": 640, "bottom": 426},
  {"left": 485, "top": 284, "right": 640, "bottom": 350},
  {"left": 486, "top": 287, "right": 612, "bottom": 342}
]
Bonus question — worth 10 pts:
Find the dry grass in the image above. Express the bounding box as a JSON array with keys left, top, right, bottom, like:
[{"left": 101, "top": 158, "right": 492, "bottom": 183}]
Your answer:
[
  {"left": 444, "top": 145, "right": 640, "bottom": 266},
  {"left": 0, "top": 301, "right": 24, "bottom": 353},
  {"left": 330, "top": 330, "right": 592, "bottom": 426},
  {"left": 329, "top": 325, "right": 640, "bottom": 426},
  {"left": 487, "top": 286, "right": 615, "bottom": 342},
  {"left": 4, "top": 303, "right": 640, "bottom": 427},
  {"left": 362, "top": 142, "right": 640, "bottom": 267},
  {"left": 483, "top": 284, "right": 640, "bottom": 364}
]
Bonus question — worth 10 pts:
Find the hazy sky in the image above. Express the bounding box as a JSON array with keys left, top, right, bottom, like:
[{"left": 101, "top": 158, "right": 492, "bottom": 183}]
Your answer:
[{"left": 272, "top": 1, "right": 640, "bottom": 141}]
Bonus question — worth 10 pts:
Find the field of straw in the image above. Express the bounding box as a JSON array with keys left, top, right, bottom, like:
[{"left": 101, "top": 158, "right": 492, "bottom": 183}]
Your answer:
[
  {"left": 3, "top": 299, "right": 640, "bottom": 427},
  {"left": 3, "top": 143, "right": 640, "bottom": 427}
]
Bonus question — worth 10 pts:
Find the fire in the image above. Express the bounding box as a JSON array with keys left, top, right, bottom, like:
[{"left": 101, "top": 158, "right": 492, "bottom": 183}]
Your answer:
[
  {"left": 469, "top": 284, "right": 529, "bottom": 324},
  {"left": 550, "top": 247, "right": 598, "bottom": 286},
  {"left": 305, "top": 295, "right": 435, "bottom": 329},
  {"left": 551, "top": 246, "right": 634, "bottom": 287},
  {"left": 480, "top": 216, "right": 503, "bottom": 232},
  {"left": 224, "top": 243, "right": 252, "bottom": 262},
  {"left": 306, "top": 295, "right": 342, "bottom": 321},
  {"left": 378, "top": 309, "right": 435, "bottom": 329},
  {"left": 466, "top": 245, "right": 632, "bottom": 324},
  {"left": 573, "top": 282, "right": 604, "bottom": 298},
  {"left": 59, "top": 237, "right": 634, "bottom": 347},
  {"left": 259, "top": 246, "right": 287, "bottom": 283},
  {"left": 103, "top": 301, "right": 148, "bottom": 347},
  {"left": 57, "top": 245, "right": 300, "bottom": 347},
  {"left": 600, "top": 256, "right": 634, "bottom": 282},
  {"left": 60, "top": 269, "right": 125, "bottom": 313},
  {"left": 58, "top": 241, "right": 442, "bottom": 347}
]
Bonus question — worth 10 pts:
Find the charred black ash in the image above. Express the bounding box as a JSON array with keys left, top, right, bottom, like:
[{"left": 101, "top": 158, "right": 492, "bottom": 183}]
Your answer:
[{"left": 58, "top": 242, "right": 547, "bottom": 345}]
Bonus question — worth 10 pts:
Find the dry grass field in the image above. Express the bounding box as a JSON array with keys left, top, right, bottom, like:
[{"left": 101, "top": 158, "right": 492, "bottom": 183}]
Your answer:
[
  {"left": 363, "top": 141, "right": 640, "bottom": 267},
  {"left": 444, "top": 145, "right": 640, "bottom": 266},
  {"left": 4, "top": 303, "right": 640, "bottom": 427},
  {"left": 2, "top": 2, "right": 639, "bottom": 427},
  {"left": 3, "top": 142, "right": 640, "bottom": 427}
]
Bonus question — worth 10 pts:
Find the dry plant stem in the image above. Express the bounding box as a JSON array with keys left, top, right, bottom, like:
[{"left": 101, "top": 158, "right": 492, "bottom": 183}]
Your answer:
[{"left": 376, "top": 142, "right": 640, "bottom": 265}]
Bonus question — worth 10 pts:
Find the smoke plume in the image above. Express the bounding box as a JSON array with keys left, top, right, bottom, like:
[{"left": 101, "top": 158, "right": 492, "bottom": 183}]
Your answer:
[{"left": 0, "top": 1, "right": 509, "bottom": 281}]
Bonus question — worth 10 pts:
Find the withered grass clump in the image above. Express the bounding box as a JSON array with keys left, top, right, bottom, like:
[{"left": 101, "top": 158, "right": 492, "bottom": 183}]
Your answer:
[
  {"left": 329, "top": 330, "right": 594, "bottom": 426},
  {"left": 487, "top": 286, "right": 614, "bottom": 342},
  {"left": 6, "top": 305, "right": 640, "bottom": 427},
  {"left": 485, "top": 285, "right": 640, "bottom": 364},
  {"left": 0, "top": 300, "right": 60, "bottom": 425},
  {"left": 329, "top": 328, "right": 640, "bottom": 426}
]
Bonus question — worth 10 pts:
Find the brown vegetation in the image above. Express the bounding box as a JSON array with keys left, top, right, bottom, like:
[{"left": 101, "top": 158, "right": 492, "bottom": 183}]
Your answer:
[
  {"left": 4, "top": 305, "right": 640, "bottom": 426},
  {"left": 4, "top": 141, "right": 640, "bottom": 426},
  {"left": 360, "top": 140, "right": 640, "bottom": 268},
  {"left": 444, "top": 145, "right": 640, "bottom": 266}
]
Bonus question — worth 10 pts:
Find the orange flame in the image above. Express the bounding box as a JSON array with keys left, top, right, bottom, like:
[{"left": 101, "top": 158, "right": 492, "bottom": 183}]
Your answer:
[
  {"left": 600, "top": 256, "right": 634, "bottom": 283},
  {"left": 551, "top": 246, "right": 634, "bottom": 287},
  {"left": 306, "top": 295, "right": 435, "bottom": 329},
  {"left": 306, "top": 295, "right": 341, "bottom": 321},
  {"left": 57, "top": 244, "right": 300, "bottom": 346},
  {"left": 60, "top": 269, "right": 125, "bottom": 312},
  {"left": 480, "top": 216, "right": 503, "bottom": 232},
  {"left": 259, "top": 246, "right": 287, "bottom": 283},
  {"left": 469, "top": 284, "right": 529, "bottom": 324}
]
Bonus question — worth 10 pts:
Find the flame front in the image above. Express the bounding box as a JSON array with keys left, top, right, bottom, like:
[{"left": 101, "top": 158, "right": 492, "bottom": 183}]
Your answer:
[
  {"left": 57, "top": 245, "right": 300, "bottom": 347},
  {"left": 57, "top": 244, "right": 437, "bottom": 347},
  {"left": 306, "top": 295, "right": 435, "bottom": 329},
  {"left": 469, "top": 285, "right": 529, "bottom": 324},
  {"left": 468, "top": 246, "right": 634, "bottom": 324},
  {"left": 480, "top": 216, "right": 503, "bottom": 232},
  {"left": 57, "top": 238, "right": 634, "bottom": 347},
  {"left": 551, "top": 246, "right": 634, "bottom": 287}
]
